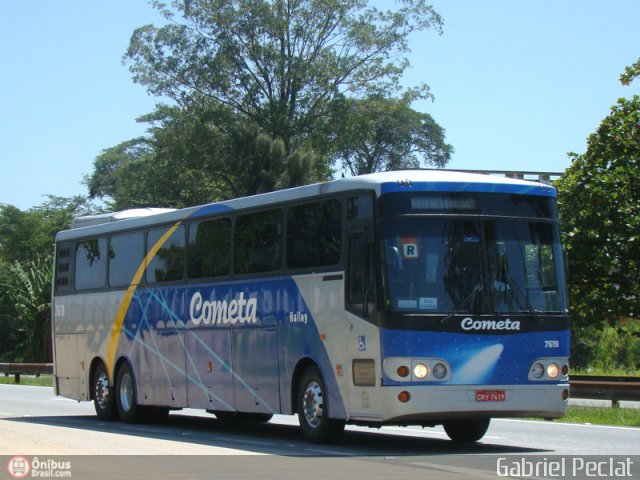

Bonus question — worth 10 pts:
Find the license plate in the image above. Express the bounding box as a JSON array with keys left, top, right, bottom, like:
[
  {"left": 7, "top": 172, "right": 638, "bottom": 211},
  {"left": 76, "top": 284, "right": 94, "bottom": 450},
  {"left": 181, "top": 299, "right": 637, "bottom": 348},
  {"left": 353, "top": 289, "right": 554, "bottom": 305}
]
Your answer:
[{"left": 475, "top": 390, "right": 506, "bottom": 402}]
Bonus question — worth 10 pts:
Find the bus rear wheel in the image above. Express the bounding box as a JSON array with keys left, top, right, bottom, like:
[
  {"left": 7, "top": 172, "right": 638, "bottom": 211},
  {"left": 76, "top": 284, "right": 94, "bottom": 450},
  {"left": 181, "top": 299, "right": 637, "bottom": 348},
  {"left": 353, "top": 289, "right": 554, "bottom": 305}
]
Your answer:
[
  {"left": 92, "top": 363, "right": 116, "bottom": 420},
  {"left": 443, "top": 418, "right": 491, "bottom": 443},
  {"left": 296, "top": 366, "right": 345, "bottom": 444},
  {"left": 115, "top": 362, "right": 145, "bottom": 423}
]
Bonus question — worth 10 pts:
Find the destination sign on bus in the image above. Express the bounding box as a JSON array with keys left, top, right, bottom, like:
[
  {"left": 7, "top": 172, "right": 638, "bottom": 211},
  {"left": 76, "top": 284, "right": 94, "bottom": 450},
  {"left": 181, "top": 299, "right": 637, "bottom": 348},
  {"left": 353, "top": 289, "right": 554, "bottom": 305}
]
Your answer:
[{"left": 411, "top": 196, "right": 477, "bottom": 211}]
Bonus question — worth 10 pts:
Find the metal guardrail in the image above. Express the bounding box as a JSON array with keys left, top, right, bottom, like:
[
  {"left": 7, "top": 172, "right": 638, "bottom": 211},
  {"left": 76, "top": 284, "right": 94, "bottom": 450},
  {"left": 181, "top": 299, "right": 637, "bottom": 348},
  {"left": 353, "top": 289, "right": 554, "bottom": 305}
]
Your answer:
[
  {"left": 569, "top": 375, "right": 640, "bottom": 407},
  {"left": 0, "top": 363, "right": 53, "bottom": 383}
]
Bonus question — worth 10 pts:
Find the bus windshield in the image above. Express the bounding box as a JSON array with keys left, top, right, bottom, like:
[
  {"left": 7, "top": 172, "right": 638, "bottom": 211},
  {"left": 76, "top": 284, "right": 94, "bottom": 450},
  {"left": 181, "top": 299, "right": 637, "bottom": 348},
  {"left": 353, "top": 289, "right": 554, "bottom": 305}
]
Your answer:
[{"left": 382, "top": 218, "right": 568, "bottom": 315}]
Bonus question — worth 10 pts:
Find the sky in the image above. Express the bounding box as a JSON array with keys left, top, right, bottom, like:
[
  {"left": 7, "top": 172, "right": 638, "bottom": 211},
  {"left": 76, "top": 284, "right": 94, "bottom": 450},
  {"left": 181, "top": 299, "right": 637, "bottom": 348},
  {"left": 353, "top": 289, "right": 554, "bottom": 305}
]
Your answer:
[{"left": 1, "top": 1, "right": 639, "bottom": 211}]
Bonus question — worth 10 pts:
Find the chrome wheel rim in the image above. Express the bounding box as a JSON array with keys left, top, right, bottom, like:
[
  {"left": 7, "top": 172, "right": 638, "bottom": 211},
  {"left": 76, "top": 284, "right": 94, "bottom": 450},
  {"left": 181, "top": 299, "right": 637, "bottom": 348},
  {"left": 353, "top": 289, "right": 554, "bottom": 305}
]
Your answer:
[
  {"left": 302, "top": 381, "right": 323, "bottom": 428},
  {"left": 94, "top": 372, "right": 110, "bottom": 410}
]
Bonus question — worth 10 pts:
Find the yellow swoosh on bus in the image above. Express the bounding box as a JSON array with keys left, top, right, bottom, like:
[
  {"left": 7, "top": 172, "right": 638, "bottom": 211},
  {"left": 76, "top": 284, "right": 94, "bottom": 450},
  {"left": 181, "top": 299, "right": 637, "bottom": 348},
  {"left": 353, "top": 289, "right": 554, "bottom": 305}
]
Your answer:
[{"left": 104, "top": 221, "right": 184, "bottom": 381}]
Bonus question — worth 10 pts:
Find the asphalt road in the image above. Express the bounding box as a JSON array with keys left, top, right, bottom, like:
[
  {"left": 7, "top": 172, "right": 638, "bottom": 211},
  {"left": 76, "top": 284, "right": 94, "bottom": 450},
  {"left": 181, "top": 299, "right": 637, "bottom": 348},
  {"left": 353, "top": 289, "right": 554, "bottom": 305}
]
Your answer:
[{"left": 0, "top": 385, "right": 638, "bottom": 479}]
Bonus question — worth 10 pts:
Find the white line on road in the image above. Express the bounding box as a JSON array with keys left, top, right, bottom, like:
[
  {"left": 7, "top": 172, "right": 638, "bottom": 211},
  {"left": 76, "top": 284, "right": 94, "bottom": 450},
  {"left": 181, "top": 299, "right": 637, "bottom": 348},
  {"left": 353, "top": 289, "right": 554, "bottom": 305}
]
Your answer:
[{"left": 496, "top": 417, "right": 640, "bottom": 432}]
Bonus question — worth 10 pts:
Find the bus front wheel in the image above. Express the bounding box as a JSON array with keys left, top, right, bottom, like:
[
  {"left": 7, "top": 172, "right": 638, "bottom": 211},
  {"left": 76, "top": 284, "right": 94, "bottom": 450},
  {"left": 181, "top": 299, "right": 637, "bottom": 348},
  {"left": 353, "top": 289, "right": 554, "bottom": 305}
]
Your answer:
[
  {"left": 443, "top": 418, "right": 491, "bottom": 443},
  {"left": 296, "top": 366, "right": 345, "bottom": 444}
]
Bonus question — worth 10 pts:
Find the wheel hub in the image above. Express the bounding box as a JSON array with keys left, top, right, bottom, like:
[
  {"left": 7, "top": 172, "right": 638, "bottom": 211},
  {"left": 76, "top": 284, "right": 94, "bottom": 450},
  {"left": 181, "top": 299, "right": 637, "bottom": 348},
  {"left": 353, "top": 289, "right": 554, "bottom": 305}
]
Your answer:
[
  {"left": 119, "top": 373, "right": 134, "bottom": 412},
  {"left": 94, "top": 373, "right": 110, "bottom": 409},
  {"left": 302, "top": 381, "right": 323, "bottom": 428}
]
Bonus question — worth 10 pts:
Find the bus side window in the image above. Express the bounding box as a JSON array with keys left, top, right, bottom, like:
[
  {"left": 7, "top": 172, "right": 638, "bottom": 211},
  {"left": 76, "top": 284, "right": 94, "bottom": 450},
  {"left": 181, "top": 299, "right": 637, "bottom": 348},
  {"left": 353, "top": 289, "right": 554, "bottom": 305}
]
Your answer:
[
  {"left": 75, "top": 238, "right": 107, "bottom": 290},
  {"left": 147, "top": 225, "right": 186, "bottom": 284},
  {"left": 55, "top": 243, "right": 73, "bottom": 294},
  {"left": 347, "top": 228, "right": 376, "bottom": 320}
]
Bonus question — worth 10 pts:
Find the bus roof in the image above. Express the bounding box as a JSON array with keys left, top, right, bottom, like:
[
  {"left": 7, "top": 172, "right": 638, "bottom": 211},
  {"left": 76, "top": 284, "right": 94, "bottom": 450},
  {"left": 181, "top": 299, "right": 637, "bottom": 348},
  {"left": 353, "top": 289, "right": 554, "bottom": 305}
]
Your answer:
[{"left": 56, "top": 169, "right": 555, "bottom": 242}]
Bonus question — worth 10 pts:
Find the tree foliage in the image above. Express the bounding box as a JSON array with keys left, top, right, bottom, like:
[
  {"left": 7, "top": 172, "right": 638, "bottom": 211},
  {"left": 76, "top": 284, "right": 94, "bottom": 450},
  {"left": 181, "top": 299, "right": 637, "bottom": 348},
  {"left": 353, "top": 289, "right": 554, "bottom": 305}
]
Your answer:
[
  {"left": 0, "top": 196, "right": 99, "bottom": 361},
  {"left": 88, "top": 0, "right": 450, "bottom": 208},
  {"left": 2, "top": 254, "right": 53, "bottom": 362},
  {"left": 327, "top": 95, "right": 452, "bottom": 175},
  {"left": 556, "top": 58, "right": 640, "bottom": 368},
  {"left": 0, "top": 196, "right": 97, "bottom": 264},
  {"left": 126, "top": 0, "right": 442, "bottom": 152},
  {"left": 86, "top": 105, "right": 327, "bottom": 209}
]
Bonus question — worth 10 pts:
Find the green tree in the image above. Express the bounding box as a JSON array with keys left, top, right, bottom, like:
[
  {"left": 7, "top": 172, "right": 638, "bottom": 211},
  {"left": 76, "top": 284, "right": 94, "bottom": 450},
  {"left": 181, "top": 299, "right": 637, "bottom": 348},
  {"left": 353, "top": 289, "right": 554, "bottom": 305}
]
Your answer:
[
  {"left": 89, "top": 0, "right": 451, "bottom": 209},
  {"left": 556, "top": 58, "right": 640, "bottom": 369},
  {"left": 326, "top": 95, "right": 453, "bottom": 175},
  {"left": 0, "top": 195, "right": 96, "bottom": 264},
  {"left": 125, "top": 0, "right": 443, "bottom": 154},
  {"left": 0, "top": 196, "right": 99, "bottom": 361},
  {"left": 88, "top": 104, "right": 246, "bottom": 210},
  {"left": 86, "top": 105, "right": 328, "bottom": 209},
  {"left": 1, "top": 254, "right": 52, "bottom": 362}
]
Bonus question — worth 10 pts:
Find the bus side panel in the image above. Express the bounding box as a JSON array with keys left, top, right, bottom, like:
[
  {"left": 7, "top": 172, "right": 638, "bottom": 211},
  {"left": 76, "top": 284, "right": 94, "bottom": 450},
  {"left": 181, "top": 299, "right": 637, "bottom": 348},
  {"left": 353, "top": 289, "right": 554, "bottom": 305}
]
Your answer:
[
  {"left": 184, "top": 327, "right": 234, "bottom": 411},
  {"left": 342, "top": 314, "right": 383, "bottom": 421},
  {"left": 282, "top": 274, "right": 349, "bottom": 419},
  {"left": 52, "top": 333, "right": 84, "bottom": 401},
  {"left": 232, "top": 326, "right": 280, "bottom": 414},
  {"left": 53, "top": 292, "right": 119, "bottom": 401},
  {"left": 119, "top": 288, "right": 188, "bottom": 408}
]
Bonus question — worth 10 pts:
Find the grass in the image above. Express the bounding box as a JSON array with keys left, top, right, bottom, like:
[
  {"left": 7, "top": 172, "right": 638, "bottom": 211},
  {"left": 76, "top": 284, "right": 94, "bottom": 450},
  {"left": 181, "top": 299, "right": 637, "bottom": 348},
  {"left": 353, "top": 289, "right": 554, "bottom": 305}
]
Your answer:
[
  {"left": 554, "top": 406, "right": 640, "bottom": 428},
  {"left": 572, "top": 368, "right": 639, "bottom": 377},
  {"left": 0, "top": 374, "right": 53, "bottom": 387}
]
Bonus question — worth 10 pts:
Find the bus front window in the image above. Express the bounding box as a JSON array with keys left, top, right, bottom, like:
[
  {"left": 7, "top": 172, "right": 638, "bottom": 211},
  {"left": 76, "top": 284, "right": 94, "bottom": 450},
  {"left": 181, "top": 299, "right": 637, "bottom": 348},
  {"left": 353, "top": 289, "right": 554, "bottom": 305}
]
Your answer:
[{"left": 382, "top": 218, "right": 567, "bottom": 316}]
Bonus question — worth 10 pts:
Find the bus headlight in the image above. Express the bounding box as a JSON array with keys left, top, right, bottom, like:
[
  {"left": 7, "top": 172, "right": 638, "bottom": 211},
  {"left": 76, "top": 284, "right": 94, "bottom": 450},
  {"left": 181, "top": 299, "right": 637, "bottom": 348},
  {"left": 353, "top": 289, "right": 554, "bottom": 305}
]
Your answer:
[
  {"left": 531, "top": 362, "right": 545, "bottom": 379},
  {"left": 528, "top": 358, "right": 569, "bottom": 381},
  {"left": 432, "top": 362, "right": 447, "bottom": 380},
  {"left": 383, "top": 358, "right": 452, "bottom": 382},
  {"left": 547, "top": 363, "right": 560, "bottom": 378},
  {"left": 413, "top": 363, "right": 429, "bottom": 379}
]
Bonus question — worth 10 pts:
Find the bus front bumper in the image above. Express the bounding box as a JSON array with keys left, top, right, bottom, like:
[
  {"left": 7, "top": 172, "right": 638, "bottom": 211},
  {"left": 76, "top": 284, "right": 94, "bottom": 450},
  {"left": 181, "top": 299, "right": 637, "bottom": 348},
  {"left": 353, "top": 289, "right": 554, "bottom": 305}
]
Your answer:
[{"left": 349, "top": 383, "right": 569, "bottom": 425}]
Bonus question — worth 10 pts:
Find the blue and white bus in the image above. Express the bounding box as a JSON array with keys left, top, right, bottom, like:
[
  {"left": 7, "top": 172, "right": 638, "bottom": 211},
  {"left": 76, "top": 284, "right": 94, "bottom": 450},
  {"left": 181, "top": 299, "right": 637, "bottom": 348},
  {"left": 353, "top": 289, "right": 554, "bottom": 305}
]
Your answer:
[{"left": 51, "top": 170, "right": 569, "bottom": 443}]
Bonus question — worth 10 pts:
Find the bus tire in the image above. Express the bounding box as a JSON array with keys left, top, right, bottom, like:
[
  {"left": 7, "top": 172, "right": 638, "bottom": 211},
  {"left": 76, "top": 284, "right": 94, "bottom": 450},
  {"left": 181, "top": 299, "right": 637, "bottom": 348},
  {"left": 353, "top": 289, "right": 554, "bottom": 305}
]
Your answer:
[
  {"left": 296, "top": 366, "right": 345, "bottom": 444},
  {"left": 443, "top": 418, "right": 491, "bottom": 443},
  {"left": 115, "top": 362, "right": 144, "bottom": 423},
  {"left": 92, "top": 363, "right": 117, "bottom": 421}
]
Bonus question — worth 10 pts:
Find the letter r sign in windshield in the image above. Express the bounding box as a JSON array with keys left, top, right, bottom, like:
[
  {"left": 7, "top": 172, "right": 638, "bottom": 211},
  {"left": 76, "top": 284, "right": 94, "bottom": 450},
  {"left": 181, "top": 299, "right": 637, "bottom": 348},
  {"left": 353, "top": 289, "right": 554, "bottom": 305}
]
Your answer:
[{"left": 401, "top": 237, "right": 419, "bottom": 259}]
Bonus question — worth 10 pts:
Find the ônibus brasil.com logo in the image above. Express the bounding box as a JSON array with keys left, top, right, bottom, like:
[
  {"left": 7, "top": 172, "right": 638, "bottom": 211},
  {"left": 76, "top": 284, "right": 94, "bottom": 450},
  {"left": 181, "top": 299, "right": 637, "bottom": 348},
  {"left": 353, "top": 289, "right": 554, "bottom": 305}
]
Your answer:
[
  {"left": 7, "top": 456, "right": 72, "bottom": 478},
  {"left": 7, "top": 457, "right": 30, "bottom": 479}
]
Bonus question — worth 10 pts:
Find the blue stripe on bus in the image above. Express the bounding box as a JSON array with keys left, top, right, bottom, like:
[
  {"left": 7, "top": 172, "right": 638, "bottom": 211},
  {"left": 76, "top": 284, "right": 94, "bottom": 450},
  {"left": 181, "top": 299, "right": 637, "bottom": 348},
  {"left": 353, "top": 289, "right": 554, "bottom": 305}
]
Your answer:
[
  {"left": 380, "top": 327, "right": 569, "bottom": 386},
  {"left": 189, "top": 203, "right": 235, "bottom": 219},
  {"left": 117, "top": 277, "right": 347, "bottom": 418},
  {"left": 381, "top": 181, "right": 557, "bottom": 197}
]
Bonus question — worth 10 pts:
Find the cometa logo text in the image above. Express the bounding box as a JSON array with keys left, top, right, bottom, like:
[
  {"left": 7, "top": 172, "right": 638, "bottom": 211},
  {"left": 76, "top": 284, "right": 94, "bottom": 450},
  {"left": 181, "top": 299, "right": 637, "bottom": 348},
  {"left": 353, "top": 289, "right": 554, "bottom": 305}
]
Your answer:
[
  {"left": 190, "top": 291, "right": 258, "bottom": 326},
  {"left": 461, "top": 317, "right": 521, "bottom": 331}
]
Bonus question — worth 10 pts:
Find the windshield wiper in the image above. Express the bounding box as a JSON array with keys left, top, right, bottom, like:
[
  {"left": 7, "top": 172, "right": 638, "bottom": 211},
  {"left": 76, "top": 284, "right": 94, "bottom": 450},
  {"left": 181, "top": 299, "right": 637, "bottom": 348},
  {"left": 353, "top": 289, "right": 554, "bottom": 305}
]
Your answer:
[
  {"left": 505, "top": 276, "right": 541, "bottom": 322},
  {"left": 441, "top": 284, "right": 483, "bottom": 324}
]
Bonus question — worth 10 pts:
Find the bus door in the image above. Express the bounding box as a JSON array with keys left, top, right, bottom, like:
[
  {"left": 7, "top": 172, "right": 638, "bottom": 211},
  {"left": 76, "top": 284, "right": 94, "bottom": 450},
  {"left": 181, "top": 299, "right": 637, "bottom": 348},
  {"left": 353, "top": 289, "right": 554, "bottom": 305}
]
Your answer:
[{"left": 345, "top": 194, "right": 382, "bottom": 419}]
